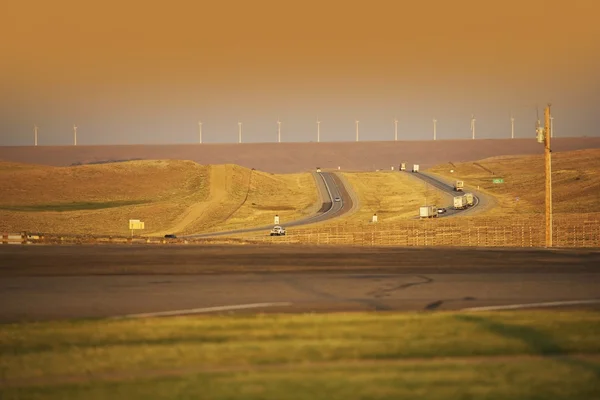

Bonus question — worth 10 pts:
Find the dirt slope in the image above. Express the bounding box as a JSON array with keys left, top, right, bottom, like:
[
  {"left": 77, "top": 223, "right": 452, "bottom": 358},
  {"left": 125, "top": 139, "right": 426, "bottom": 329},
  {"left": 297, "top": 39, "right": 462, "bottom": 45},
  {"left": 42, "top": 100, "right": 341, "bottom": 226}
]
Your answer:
[{"left": 0, "top": 161, "right": 317, "bottom": 236}]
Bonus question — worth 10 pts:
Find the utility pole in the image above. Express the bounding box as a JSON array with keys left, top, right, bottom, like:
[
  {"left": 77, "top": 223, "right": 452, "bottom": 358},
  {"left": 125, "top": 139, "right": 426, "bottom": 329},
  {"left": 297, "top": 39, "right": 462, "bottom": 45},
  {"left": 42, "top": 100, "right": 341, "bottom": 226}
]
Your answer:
[
  {"left": 198, "top": 121, "right": 202, "bottom": 144},
  {"left": 536, "top": 105, "right": 553, "bottom": 247},
  {"left": 317, "top": 119, "right": 320, "bottom": 143},
  {"left": 545, "top": 106, "right": 552, "bottom": 247},
  {"left": 277, "top": 119, "right": 281, "bottom": 143},
  {"left": 355, "top": 120, "right": 359, "bottom": 142},
  {"left": 238, "top": 122, "right": 242, "bottom": 144},
  {"left": 394, "top": 118, "right": 398, "bottom": 141},
  {"left": 471, "top": 115, "right": 476, "bottom": 140},
  {"left": 34, "top": 125, "right": 38, "bottom": 146},
  {"left": 73, "top": 124, "right": 77, "bottom": 146},
  {"left": 433, "top": 118, "right": 437, "bottom": 141},
  {"left": 511, "top": 114, "right": 515, "bottom": 139}
]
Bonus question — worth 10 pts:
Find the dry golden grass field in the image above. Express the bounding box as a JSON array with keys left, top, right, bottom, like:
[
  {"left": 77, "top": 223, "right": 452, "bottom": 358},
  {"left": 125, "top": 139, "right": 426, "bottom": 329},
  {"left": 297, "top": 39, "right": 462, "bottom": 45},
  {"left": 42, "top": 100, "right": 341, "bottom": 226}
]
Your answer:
[
  {"left": 339, "top": 171, "right": 446, "bottom": 224},
  {"left": 428, "top": 148, "right": 600, "bottom": 216},
  {"left": 231, "top": 149, "right": 600, "bottom": 247},
  {"left": 0, "top": 161, "right": 317, "bottom": 236}
]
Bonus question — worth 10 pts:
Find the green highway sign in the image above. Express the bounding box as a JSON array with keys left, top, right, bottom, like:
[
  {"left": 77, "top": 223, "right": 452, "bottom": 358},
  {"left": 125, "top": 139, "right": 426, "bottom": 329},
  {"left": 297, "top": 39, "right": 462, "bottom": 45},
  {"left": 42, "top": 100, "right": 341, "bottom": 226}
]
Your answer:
[{"left": 492, "top": 178, "right": 504, "bottom": 184}]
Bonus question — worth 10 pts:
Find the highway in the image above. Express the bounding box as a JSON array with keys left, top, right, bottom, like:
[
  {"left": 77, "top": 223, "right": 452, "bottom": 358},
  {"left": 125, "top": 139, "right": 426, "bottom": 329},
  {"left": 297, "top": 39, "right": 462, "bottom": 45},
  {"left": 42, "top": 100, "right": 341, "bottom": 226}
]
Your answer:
[
  {"left": 187, "top": 171, "right": 353, "bottom": 238},
  {"left": 1, "top": 245, "right": 599, "bottom": 322},
  {"left": 401, "top": 170, "right": 481, "bottom": 217}
]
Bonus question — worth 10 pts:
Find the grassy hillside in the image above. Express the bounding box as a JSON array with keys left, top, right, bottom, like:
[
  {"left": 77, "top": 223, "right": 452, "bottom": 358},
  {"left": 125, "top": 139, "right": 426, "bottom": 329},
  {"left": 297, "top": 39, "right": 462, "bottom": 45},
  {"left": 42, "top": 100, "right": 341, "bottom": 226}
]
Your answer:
[
  {"left": 197, "top": 169, "right": 318, "bottom": 234},
  {"left": 339, "top": 171, "right": 448, "bottom": 224},
  {"left": 428, "top": 148, "right": 600, "bottom": 215},
  {"left": 0, "top": 161, "right": 318, "bottom": 236}
]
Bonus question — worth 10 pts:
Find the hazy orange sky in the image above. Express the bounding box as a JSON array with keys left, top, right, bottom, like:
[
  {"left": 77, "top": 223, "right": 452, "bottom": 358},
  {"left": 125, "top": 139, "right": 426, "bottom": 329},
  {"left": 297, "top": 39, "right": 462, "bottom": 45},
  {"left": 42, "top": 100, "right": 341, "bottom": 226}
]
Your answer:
[{"left": 1, "top": 0, "right": 599, "bottom": 145}]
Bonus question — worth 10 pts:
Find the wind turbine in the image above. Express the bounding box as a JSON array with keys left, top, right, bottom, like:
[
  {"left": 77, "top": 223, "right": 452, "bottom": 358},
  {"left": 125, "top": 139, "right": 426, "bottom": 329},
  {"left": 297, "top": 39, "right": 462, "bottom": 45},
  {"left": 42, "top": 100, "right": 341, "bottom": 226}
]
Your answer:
[
  {"left": 34, "top": 125, "right": 38, "bottom": 146},
  {"left": 433, "top": 118, "right": 437, "bottom": 141},
  {"left": 316, "top": 117, "right": 320, "bottom": 143},
  {"left": 198, "top": 121, "right": 202, "bottom": 144},
  {"left": 355, "top": 120, "right": 359, "bottom": 142},
  {"left": 470, "top": 115, "right": 476, "bottom": 140},
  {"left": 73, "top": 124, "right": 77, "bottom": 146},
  {"left": 510, "top": 113, "right": 515, "bottom": 139},
  {"left": 277, "top": 117, "right": 281, "bottom": 143},
  {"left": 238, "top": 122, "right": 242, "bottom": 144},
  {"left": 394, "top": 117, "right": 398, "bottom": 141}
]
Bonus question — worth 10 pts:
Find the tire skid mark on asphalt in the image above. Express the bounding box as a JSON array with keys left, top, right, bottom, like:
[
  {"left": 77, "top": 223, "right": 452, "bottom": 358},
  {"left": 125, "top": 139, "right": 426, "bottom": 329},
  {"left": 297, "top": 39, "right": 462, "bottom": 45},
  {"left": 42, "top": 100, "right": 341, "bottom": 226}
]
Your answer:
[
  {"left": 280, "top": 276, "right": 392, "bottom": 310},
  {"left": 280, "top": 276, "right": 339, "bottom": 300},
  {"left": 367, "top": 275, "right": 434, "bottom": 299},
  {"left": 424, "top": 296, "right": 477, "bottom": 311}
]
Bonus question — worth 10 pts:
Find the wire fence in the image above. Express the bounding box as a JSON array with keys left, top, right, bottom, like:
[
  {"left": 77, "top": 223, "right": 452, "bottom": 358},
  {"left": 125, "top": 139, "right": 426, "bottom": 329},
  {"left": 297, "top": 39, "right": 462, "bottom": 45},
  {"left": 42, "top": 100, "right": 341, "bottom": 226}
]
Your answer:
[
  {"left": 3, "top": 214, "right": 599, "bottom": 248},
  {"left": 235, "top": 213, "right": 600, "bottom": 248}
]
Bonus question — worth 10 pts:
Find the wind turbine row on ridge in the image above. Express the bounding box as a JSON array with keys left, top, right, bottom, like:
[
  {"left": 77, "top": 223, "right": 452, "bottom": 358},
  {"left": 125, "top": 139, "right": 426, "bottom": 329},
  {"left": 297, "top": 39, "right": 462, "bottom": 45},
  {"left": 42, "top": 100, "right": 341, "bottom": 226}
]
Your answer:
[{"left": 28, "top": 115, "right": 528, "bottom": 146}]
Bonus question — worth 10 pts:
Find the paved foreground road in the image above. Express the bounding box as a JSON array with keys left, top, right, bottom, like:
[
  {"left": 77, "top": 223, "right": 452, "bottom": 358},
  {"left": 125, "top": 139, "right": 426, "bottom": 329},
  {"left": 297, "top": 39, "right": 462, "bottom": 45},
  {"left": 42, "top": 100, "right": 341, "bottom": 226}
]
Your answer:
[{"left": 1, "top": 245, "right": 599, "bottom": 322}]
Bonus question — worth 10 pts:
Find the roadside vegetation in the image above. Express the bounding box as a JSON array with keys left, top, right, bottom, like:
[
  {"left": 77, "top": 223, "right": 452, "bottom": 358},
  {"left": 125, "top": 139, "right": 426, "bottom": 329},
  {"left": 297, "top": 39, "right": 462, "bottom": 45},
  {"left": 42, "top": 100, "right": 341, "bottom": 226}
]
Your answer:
[
  {"left": 428, "top": 148, "right": 600, "bottom": 216},
  {"left": 337, "top": 171, "right": 446, "bottom": 224},
  {"left": 0, "top": 200, "right": 148, "bottom": 212},
  {"left": 0, "top": 161, "right": 318, "bottom": 236},
  {"left": 1, "top": 311, "right": 598, "bottom": 399}
]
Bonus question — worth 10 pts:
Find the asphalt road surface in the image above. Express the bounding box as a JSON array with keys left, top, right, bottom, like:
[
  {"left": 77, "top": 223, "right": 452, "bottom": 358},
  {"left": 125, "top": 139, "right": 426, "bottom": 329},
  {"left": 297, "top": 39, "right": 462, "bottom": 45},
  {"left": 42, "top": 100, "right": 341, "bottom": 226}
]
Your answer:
[
  {"left": 401, "top": 170, "right": 483, "bottom": 217},
  {"left": 187, "top": 171, "right": 353, "bottom": 238},
  {"left": 1, "top": 245, "right": 599, "bottom": 322}
]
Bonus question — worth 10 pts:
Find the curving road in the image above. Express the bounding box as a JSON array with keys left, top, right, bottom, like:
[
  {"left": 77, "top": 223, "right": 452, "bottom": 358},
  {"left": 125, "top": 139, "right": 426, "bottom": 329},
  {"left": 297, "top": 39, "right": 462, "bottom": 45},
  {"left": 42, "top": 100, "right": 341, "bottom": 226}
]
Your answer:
[
  {"left": 187, "top": 171, "right": 354, "bottom": 238},
  {"left": 400, "top": 170, "right": 481, "bottom": 217}
]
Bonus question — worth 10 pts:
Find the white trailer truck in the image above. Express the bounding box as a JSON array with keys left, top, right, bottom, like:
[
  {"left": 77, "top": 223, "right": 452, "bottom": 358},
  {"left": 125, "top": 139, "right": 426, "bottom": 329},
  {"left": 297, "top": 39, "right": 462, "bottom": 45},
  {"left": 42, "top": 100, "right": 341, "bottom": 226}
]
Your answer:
[
  {"left": 453, "top": 195, "right": 468, "bottom": 210},
  {"left": 464, "top": 193, "right": 474, "bottom": 206},
  {"left": 400, "top": 162, "right": 406, "bottom": 171},
  {"left": 419, "top": 205, "right": 438, "bottom": 218},
  {"left": 454, "top": 180, "right": 464, "bottom": 191},
  {"left": 412, "top": 164, "right": 420, "bottom": 173}
]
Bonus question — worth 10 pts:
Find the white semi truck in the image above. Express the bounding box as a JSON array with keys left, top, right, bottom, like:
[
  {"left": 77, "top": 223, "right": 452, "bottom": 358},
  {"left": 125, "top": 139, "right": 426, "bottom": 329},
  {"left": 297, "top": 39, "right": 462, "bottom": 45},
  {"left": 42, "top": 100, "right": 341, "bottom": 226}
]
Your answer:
[
  {"left": 412, "top": 164, "right": 420, "bottom": 173},
  {"left": 419, "top": 205, "right": 438, "bottom": 218},
  {"left": 400, "top": 162, "right": 406, "bottom": 171},
  {"left": 453, "top": 195, "right": 468, "bottom": 210},
  {"left": 454, "top": 180, "right": 464, "bottom": 191},
  {"left": 464, "top": 193, "right": 474, "bottom": 206}
]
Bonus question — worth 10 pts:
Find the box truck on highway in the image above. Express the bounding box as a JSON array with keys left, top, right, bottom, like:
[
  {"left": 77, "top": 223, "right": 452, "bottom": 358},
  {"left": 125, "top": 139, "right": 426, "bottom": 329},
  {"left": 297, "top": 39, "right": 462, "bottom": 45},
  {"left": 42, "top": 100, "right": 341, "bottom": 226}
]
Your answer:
[
  {"left": 419, "top": 205, "right": 438, "bottom": 218},
  {"left": 465, "top": 193, "right": 474, "bottom": 206},
  {"left": 453, "top": 195, "right": 468, "bottom": 210},
  {"left": 454, "top": 180, "right": 464, "bottom": 191},
  {"left": 412, "top": 164, "right": 420, "bottom": 173},
  {"left": 400, "top": 162, "right": 406, "bottom": 171}
]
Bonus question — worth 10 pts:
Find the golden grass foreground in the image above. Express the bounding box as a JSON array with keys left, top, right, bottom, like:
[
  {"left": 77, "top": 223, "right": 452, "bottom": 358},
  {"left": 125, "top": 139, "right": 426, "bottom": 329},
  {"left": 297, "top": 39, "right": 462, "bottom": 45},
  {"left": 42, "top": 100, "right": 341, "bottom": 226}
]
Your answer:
[{"left": 0, "top": 311, "right": 599, "bottom": 399}]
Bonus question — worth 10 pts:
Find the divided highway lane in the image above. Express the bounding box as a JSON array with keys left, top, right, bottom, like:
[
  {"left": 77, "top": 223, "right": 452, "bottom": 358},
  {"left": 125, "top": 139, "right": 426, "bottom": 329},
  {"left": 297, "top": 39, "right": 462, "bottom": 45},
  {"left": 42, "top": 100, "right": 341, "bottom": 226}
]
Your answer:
[
  {"left": 187, "top": 171, "right": 353, "bottom": 238},
  {"left": 401, "top": 170, "right": 480, "bottom": 217}
]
